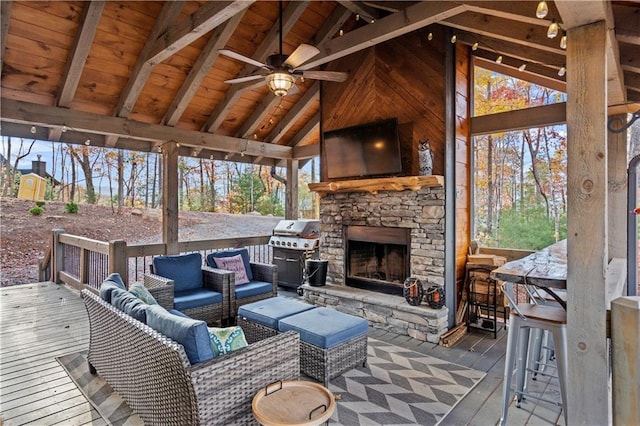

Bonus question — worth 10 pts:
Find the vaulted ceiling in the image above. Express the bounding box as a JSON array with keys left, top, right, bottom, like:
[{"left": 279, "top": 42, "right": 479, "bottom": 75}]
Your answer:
[{"left": 1, "top": 1, "right": 638, "bottom": 166}]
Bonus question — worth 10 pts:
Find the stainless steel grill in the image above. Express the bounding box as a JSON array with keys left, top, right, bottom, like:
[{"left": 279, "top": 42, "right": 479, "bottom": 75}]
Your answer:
[{"left": 270, "top": 219, "right": 320, "bottom": 288}]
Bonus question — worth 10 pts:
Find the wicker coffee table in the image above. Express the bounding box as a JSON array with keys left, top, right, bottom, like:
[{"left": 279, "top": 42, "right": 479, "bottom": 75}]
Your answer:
[{"left": 252, "top": 380, "right": 335, "bottom": 426}]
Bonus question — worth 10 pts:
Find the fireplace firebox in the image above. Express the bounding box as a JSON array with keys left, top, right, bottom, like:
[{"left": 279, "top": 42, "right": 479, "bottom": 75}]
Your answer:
[{"left": 345, "top": 226, "right": 410, "bottom": 295}]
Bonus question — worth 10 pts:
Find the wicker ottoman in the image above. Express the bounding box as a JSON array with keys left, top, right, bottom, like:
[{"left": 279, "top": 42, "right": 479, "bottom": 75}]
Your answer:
[
  {"left": 278, "top": 307, "right": 369, "bottom": 386},
  {"left": 237, "top": 297, "right": 315, "bottom": 343}
]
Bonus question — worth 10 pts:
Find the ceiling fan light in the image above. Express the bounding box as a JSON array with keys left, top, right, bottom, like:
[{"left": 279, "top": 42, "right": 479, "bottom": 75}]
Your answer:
[{"left": 268, "top": 72, "right": 295, "bottom": 96}]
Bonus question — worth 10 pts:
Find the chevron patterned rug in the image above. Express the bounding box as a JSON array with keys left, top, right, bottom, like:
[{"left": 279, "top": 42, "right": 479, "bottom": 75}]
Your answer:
[
  {"left": 328, "top": 338, "right": 485, "bottom": 425},
  {"left": 58, "top": 339, "right": 484, "bottom": 426}
]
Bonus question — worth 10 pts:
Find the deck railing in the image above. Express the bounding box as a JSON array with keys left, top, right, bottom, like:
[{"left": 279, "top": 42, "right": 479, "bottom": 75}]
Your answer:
[{"left": 45, "top": 228, "right": 272, "bottom": 290}]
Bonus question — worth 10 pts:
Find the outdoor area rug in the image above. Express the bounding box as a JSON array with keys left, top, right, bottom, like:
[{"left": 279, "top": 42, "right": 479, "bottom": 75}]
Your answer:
[
  {"left": 328, "top": 338, "right": 486, "bottom": 425},
  {"left": 57, "top": 339, "right": 484, "bottom": 426},
  {"left": 56, "top": 351, "right": 143, "bottom": 426}
]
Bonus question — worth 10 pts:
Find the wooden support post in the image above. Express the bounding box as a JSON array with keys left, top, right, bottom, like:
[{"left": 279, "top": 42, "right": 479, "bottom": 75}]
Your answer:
[
  {"left": 51, "top": 229, "right": 64, "bottom": 284},
  {"left": 566, "top": 20, "right": 609, "bottom": 424},
  {"left": 611, "top": 296, "right": 640, "bottom": 425},
  {"left": 162, "top": 142, "right": 179, "bottom": 254},
  {"left": 286, "top": 159, "right": 299, "bottom": 219},
  {"left": 608, "top": 115, "right": 627, "bottom": 259},
  {"left": 109, "top": 240, "right": 128, "bottom": 286},
  {"left": 79, "top": 248, "right": 89, "bottom": 285}
]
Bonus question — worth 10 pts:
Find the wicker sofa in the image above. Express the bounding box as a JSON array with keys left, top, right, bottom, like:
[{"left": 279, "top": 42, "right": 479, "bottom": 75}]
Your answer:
[{"left": 82, "top": 289, "right": 300, "bottom": 425}]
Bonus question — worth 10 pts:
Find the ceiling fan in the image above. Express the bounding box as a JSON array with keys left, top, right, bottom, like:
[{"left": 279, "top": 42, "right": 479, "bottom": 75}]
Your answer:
[{"left": 219, "top": 1, "right": 348, "bottom": 96}]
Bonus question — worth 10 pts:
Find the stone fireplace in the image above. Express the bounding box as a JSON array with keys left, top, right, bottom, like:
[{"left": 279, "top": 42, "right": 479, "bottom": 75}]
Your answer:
[{"left": 305, "top": 176, "right": 449, "bottom": 343}]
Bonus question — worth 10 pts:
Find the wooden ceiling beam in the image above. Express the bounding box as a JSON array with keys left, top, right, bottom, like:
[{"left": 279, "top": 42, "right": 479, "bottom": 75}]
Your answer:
[
  {"left": 624, "top": 71, "right": 640, "bottom": 94},
  {"left": 298, "top": 1, "right": 468, "bottom": 71},
  {"left": 163, "top": 11, "right": 245, "bottom": 126},
  {"left": 620, "top": 48, "right": 640, "bottom": 74},
  {"left": 463, "top": 1, "right": 561, "bottom": 26},
  {"left": 236, "top": 92, "right": 278, "bottom": 139},
  {"left": 336, "top": 1, "right": 377, "bottom": 23},
  {"left": 313, "top": 5, "right": 352, "bottom": 46},
  {"left": 555, "top": 0, "right": 626, "bottom": 105},
  {"left": 1, "top": 99, "right": 293, "bottom": 160},
  {"left": 267, "top": 82, "right": 319, "bottom": 144},
  {"left": 1, "top": 1, "right": 12, "bottom": 74},
  {"left": 456, "top": 32, "right": 566, "bottom": 70},
  {"left": 147, "top": 1, "right": 255, "bottom": 65},
  {"left": 473, "top": 56, "right": 566, "bottom": 93},
  {"left": 442, "top": 12, "right": 566, "bottom": 55},
  {"left": 613, "top": 4, "right": 640, "bottom": 46},
  {"left": 288, "top": 111, "right": 320, "bottom": 148},
  {"left": 203, "top": 1, "right": 309, "bottom": 133}
]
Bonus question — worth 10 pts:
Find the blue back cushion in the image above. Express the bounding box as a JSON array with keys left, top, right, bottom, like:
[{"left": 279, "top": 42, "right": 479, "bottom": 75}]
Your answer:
[
  {"left": 146, "top": 304, "right": 214, "bottom": 364},
  {"left": 153, "top": 253, "right": 203, "bottom": 293},
  {"left": 206, "top": 249, "right": 253, "bottom": 281},
  {"left": 99, "top": 273, "right": 126, "bottom": 303}
]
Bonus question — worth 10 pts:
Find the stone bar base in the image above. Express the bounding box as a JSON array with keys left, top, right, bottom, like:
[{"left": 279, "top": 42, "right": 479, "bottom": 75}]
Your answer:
[{"left": 302, "top": 284, "right": 449, "bottom": 343}]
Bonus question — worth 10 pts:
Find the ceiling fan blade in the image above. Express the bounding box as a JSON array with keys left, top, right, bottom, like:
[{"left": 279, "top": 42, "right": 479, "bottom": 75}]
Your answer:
[
  {"left": 219, "top": 49, "right": 269, "bottom": 69},
  {"left": 224, "top": 74, "right": 266, "bottom": 84},
  {"left": 284, "top": 44, "right": 320, "bottom": 69},
  {"left": 300, "top": 70, "right": 348, "bottom": 82},
  {"left": 286, "top": 84, "right": 300, "bottom": 96}
]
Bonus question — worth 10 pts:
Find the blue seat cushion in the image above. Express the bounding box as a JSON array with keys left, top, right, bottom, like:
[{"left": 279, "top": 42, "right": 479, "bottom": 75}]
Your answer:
[
  {"left": 145, "top": 304, "right": 213, "bottom": 364},
  {"left": 174, "top": 288, "right": 222, "bottom": 312},
  {"left": 99, "top": 272, "right": 126, "bottom": 303},
  {"left": 235, "top": 281, "right": 273, "bottom": 301},
  {"left": 111, "top": 288, "right": 148, "bottom": 323},
  {"left": 278, "top": 307, "right": 369, "bottom": 349},
  {"left": 206, "top": 249, "right": 253, "bottom": 281},
  {"left": 238, "top": 296, "right": 315, "bottom": 329},
  {"left": 153, "top": 253, "right": 203, "bottom": 293}
]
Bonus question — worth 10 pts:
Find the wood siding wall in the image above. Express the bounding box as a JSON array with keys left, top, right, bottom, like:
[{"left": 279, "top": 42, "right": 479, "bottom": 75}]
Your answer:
[{"left": 320, "top": 27, "right": 471, "bottom": 299}]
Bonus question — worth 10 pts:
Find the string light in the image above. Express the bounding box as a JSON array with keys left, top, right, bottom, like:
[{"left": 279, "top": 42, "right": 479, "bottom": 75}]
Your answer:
[
  {"left": 210, "top": 154, "right": 214, "bottom": 160},
  {"left": 61, "top": 125, "right": 67, "bottom": 133},
  {"left": 472, "top": 42, "right": 478, "bottom": 51},
  {"left": 84, "top": 139, "right": 91, "bottom": 146},
  {"left": 558, "top": 66, "right": 566, "bottom": 77},
  {"left": 30, "top": 126, "right": 36, "bottom": 134},
  {"left": 370, "top": 18, "right": 375, "bottom": 24},
  {"left": 175, "top": 142, "right": 180, "bottom": 147},
  {"left": 560, "top": 32, "right": 567, "bottom": 49},
  {"left": 224, "top": 154, "right": 230, "bottom": 160},
  {"left": 536, "top": 1, "right": 548, "bottom": 19},
  {"left": 158, "top": 146, "right": 162, "bottom": 153},
  {"left": 519, "top": 63, "right": 527, "bottom": 72},
  {"left": 427, "top": 32, "right": 433, "bottom": 41},
  {"left": 355, "top": 13, "right": 360, "bottom": 21},
  {"left": 496, "top": 55, "right": 503, "bottom": 64},
  {"left": 339, "top": 29, "right": 344, "bottom": 36},
  {"left": 450, "top": 34, "right": 457, "bottom": 43},
  {"left": 547, "top": 20, "right": 559, "bottom": 39}
]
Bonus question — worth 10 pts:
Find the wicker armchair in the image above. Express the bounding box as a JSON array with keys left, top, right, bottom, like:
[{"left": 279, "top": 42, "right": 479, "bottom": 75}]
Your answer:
[
  {"left": 206, "top": 249, "right": 277, "bottom": 319},
  {"left": 145, "top": 253, "right": 230, "bottom": 326},
  {"left": 82, "top": 289, "right": 300, "bottom": 425}
]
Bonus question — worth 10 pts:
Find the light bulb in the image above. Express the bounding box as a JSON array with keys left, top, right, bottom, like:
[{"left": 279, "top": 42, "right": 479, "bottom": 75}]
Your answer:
[
  {"left": 355, "top": 13, "right": 360, "bottom": 21},
  {"left": 175, "top": 142, "right": 180, "bottom": 147},
  {"left": 496, "top": 55, "right": 503, "bottom": 64},
  {"left": 210, "top": 155, "right": 214, "bottom": 160},
  {"left": 536, "top": 1, "right": 548, "bottom": 19},
  {"left": 519, "top": 64, "right": 527, "bottom": 72},
  {"left": 450, "top": 34, "right": 457, "bottom": 43},
  {"left": 339, "top": 29, "right": 344, "bottom": 36},
  {"left": 560, "top": 32, "right": 567, "bottom": 49},
  {"left": 427, "top": 32, "right": 433, "bottom": 41},
  {"left": 30, "top": 126, "right": 36, "bottom": 134},
  {"left": 158, "top": 147, "right": 162, "bottom": 153},
  {"left": 85, "top": 139, "right": 91, "bottom": 146},
  {"left": 558, "top": 66, "right": 566, "bottom": 77},
  {"left": 547, "top": 20, "right": 559, "bottom": 39},
  {"left": 370, "top": 18, "right": 375, "bottom": 24},
  {"left": 224, "top": 154, "right": 229, "bottom": 160},
  {"left": 61, "top": 125, "right": 67, "bottom": 132},
  {"left": 240, "top": 151, "right": 245, "bottom": 157},
  {"left": 472, "top": 42, "right": 478, "bottom": 51}
]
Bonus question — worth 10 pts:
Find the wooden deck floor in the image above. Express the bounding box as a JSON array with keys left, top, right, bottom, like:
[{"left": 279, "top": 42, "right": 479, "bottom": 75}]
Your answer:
[{"left": 1, "top": 283, "right": 563, "bottom": 425}]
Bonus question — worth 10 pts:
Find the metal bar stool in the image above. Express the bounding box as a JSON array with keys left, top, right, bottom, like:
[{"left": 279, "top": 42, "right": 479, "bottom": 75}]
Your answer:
[{"left": 499, "top": 282, "right": 568, "bottom": 426}]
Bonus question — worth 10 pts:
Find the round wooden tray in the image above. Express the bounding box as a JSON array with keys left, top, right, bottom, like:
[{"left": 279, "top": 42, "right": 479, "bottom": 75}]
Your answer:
[{"left": 252, "top": 380, "right": 336, "bottom": 426}]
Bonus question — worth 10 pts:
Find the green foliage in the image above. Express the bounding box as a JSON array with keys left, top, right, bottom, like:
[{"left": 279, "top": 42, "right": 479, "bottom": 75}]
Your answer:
[
  {"left": 35, "top": 201, "right": 45, "bottom": 208},
  {"left": 254, "top": 192, "right": 284, "bottom": 217},
  {"left": 482, "top": 206, "right": 566, "bottom": 250},
  {"left": 228, "top": 170, "right": 266, "bottom": 214},
  {"left": 29, "top": 206, "right": 44, "bottom": 216},
  {"left": 65, "top": 202, "right": 79, "bottom": 214}
]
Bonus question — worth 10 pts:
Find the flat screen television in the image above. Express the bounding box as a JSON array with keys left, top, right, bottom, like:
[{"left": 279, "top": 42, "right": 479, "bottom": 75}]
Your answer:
[{"left": 322, "top": 118, "right": 403, "bottom": 180}]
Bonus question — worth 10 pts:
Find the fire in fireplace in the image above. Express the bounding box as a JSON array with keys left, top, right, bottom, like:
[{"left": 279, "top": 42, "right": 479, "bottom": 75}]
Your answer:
[{"left": 345, "top": 226, "right": 410, "bottom": 295}]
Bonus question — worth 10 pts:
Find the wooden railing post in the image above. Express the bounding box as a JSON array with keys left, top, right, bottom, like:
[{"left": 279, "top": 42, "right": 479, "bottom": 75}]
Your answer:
[
  {"left": 51, "top": 229, "right": 65, "bottom": 284},
  {"left": 611, "top": 296, "right": 640, "bottom": 425},
  {"left": 109, "top": 240, "right": 128, "bottom": 286}
]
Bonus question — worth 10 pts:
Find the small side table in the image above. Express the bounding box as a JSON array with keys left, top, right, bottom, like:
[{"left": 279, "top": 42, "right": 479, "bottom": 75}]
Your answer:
[{"left": 252, "top": 380, "right": 335, "bottom": 426}]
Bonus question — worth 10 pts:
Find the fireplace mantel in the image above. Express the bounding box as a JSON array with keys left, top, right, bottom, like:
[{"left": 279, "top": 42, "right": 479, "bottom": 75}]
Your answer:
[{"left": 308, "top": 175, "right": 444, "bottom": 196}]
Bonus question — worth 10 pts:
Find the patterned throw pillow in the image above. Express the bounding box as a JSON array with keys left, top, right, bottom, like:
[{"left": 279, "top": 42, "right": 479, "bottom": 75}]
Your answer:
[
  {"left": 208, "top": 326, "right": 248, "bottom": 357},
  {"left": 213, "top": 254, "right": 250, "bottom": 285},
  {"left": 129, "top": 282, "right": 158, "bottom": 305}
]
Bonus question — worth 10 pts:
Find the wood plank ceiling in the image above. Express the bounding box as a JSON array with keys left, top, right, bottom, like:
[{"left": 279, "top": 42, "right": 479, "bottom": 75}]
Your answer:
[{"left": 1, "top": 1, "right": 638, "bottom": 166}]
